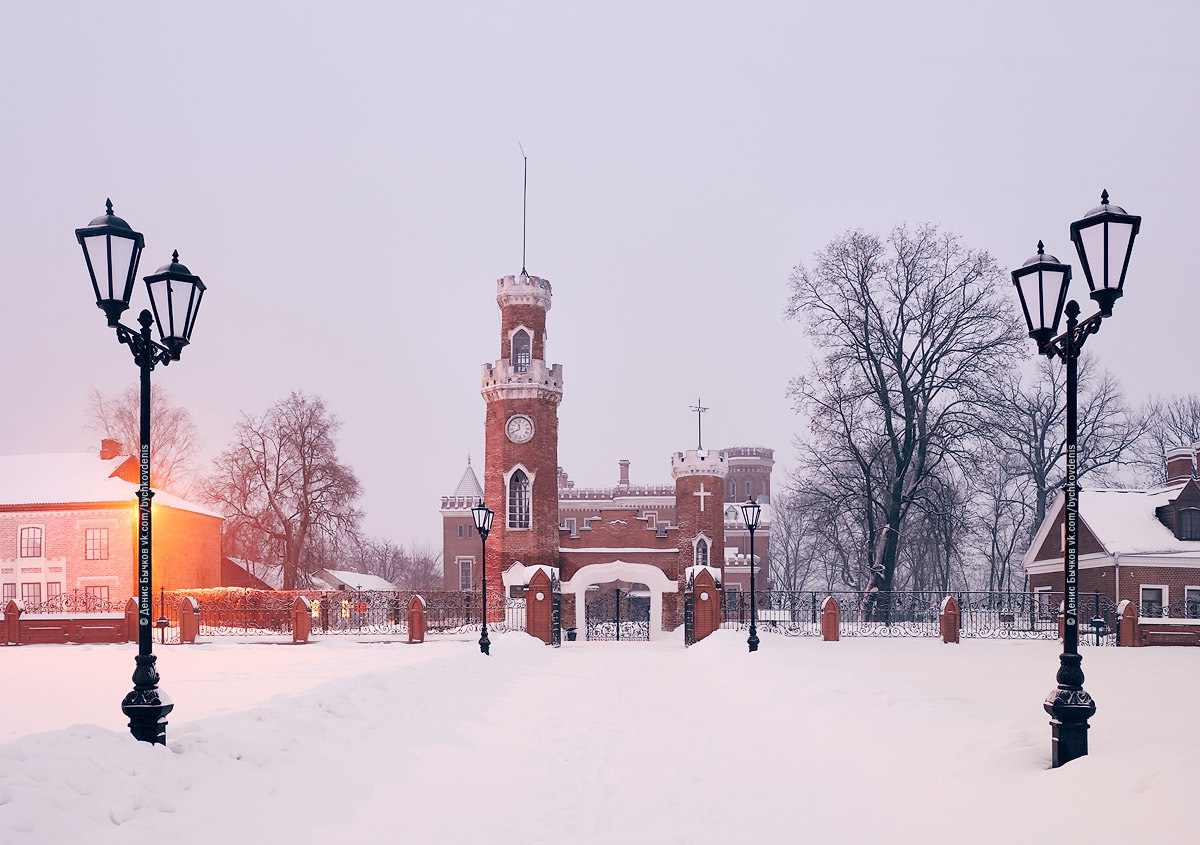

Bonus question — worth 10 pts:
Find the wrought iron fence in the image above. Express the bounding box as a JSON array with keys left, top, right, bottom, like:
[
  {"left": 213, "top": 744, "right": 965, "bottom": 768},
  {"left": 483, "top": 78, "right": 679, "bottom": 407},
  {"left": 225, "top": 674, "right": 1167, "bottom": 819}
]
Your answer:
[
  {"left": 157, "top": 588, "right": 524, "bottom": 640},
  {"left": 720, "top": 589, "right": 1119, "bottom": 645},
  {"left": 1140, "top": 596, "right": 1200, "bottom": 620},
  {"left": 20, "top": 589, "right": 126, "bottom": 615}
]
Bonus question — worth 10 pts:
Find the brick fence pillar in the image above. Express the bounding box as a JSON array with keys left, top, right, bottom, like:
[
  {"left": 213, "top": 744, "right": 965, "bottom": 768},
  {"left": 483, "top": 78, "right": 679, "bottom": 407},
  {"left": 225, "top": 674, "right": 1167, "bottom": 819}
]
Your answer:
[
  {"left": 939, "top": 596, "right": 960, "bottom": 644},
  {"left": 1116, "top": 599, "right": 1138, "bottom": 647},
  {"left": 821, "top": 596, "right": 840, "bottom": 642},
  {"left": 178, "top": 596, "right": 199, "bottom": 644},
  {"left": 526, "top": 569, "right": 552, "bottom": 644},
  {"left": 124, "top": 597, "right": 139, "bottom": 643},
  {"left": 693, "top": 569, "right": 720, "bottom": 644},
  {"left": 293, "top": 596, "right": 312, "bottom": 644},
  {"left": 4, "top": 599, "right": 22, "bottom": 645},
  {"left": 408, "top": 595, "right": 427, "bottom": 644}
]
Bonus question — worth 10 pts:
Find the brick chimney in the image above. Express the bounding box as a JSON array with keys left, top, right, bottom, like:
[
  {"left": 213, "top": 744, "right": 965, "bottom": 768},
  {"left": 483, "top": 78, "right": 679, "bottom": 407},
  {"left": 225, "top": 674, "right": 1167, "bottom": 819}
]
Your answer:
[
  {"left": 1166, "top": 447, "right": 1193, "bottom": 483},
  {"left": 619, "top": 459, "right": 630, "bottom": 488},
  {"left": 100, "top": 439, "right": 124, "bottom": 460}
]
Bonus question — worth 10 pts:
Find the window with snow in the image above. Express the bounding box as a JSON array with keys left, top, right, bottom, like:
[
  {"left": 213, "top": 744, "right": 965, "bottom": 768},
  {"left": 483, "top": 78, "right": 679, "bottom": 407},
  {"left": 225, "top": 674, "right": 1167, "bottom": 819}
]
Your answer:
[
  {"left": 19, "top": 527, "right": 42, "bottom": 558},
  {"left": 2, "top": 583, "right": 15, "bottom": 602},
  {"left": 508, "top": 470, "right": 531, "bottom": 529},
  {"left": 459, "top": 558, "right": 473, "bottom": 591},
  {"left": 512, "top": 330, "right": 531, "bottom": 373},
  {"left": 695, "top": 537, "right": 709, "bottom": 568}
]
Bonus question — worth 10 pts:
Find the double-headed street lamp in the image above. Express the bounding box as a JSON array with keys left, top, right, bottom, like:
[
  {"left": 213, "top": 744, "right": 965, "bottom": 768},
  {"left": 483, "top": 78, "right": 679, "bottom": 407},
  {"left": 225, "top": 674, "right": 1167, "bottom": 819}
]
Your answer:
[
  {"left": 471, "top": 503, "right": 495, "bottom": 656},
  {"left": 741, "top": 498, "right": 762, "bottom": 653},
  {"left": 1011, "top": 190, "right": 1141, "bottom": 767},
  {"left": 75, "top": 200, "right": 207, "bottom": 745}
]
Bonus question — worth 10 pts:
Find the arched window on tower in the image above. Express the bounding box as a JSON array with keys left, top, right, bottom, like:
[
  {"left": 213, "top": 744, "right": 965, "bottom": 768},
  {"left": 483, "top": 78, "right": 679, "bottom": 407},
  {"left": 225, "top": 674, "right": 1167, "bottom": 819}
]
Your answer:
[
  {"left": 508, "top": 469, "right": 531, "bottom": 529},
  {"left": 695, "top": 537, "right": 709, "bottom": 568},
  {"left": 512, "top": 330, "right": 531, "bottom": 373}
]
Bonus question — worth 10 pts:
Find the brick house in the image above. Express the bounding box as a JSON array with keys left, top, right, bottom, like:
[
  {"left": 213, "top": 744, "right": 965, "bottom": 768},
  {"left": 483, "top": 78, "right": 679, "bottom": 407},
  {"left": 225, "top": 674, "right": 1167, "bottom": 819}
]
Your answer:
[
  {"left": 1024, "top": 446, "right": 1200, "bottom": 618},
  {"left": 0, "top": 447, "right": 223, "bottom": 607},
  {"left": 442, "top": 271, "right": 772, "bottom": 639}
]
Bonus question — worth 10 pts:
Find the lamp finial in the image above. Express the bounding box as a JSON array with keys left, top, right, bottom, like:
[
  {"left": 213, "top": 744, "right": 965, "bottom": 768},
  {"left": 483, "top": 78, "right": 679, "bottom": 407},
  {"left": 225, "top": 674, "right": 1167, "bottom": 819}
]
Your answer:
[
  {"left": 171, "top": 250, "right": 179, "bottom": 263},
  {"left": 105, "top": 198, "right": 114, "bottom": 215},
  {"left": 1037, "top": 240, "right": 1044, "bottom": 254},
  {"left": 1100, "top": 189, "right": 1110, "bottom": 206}
]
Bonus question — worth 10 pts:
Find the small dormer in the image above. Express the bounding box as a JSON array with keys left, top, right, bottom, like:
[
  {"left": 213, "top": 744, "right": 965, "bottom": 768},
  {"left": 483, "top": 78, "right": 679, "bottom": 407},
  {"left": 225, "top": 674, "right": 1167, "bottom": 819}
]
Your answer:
[{"left": 1156, "top": 477, "right": 1200, "bottom": 540}]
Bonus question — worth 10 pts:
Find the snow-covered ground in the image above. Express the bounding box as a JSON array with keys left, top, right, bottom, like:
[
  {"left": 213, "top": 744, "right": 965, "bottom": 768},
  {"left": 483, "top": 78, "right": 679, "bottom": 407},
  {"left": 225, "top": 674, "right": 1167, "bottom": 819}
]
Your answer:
[{"left": 2, "top": 631, "right": 1197, "bottom": 844}]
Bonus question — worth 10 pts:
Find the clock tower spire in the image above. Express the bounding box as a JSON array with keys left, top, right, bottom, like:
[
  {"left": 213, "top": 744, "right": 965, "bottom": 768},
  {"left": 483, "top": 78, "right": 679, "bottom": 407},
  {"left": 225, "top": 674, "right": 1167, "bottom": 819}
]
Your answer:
[{"left": 481, "top": 273, "right": 563, "bottom": 619}]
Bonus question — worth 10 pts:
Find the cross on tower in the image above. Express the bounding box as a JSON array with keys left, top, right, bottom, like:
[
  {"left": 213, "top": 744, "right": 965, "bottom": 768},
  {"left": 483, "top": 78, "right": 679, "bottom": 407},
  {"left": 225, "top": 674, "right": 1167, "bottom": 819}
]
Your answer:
[
  {"left": 694, "top": 482, "right": 712, "bottom": 512},
  {"left": 689, "top": 398, "right": 709, "bottom": 450}
]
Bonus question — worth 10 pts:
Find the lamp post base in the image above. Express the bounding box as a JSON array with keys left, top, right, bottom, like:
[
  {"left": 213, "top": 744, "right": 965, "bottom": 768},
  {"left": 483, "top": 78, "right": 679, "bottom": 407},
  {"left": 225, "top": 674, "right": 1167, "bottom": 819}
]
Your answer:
[
  {"left": 121, "top": 653, "right": 173, "bottom": 745},
  {"left": 479, "top": 630, "right": 491, "bottom": 656},
  {"left": 748, "top": 630, "right": 759, "bottom": 652},
  {"left": 1043, "top": 654, "right": 1096, "bottom": 767}
]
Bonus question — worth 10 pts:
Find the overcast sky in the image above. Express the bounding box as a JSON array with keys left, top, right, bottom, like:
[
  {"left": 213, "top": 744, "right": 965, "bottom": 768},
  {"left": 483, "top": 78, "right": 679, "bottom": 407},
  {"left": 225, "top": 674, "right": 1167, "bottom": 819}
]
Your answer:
[{"left": 1, "top": 2, "right": 1196, "bottom": 548}]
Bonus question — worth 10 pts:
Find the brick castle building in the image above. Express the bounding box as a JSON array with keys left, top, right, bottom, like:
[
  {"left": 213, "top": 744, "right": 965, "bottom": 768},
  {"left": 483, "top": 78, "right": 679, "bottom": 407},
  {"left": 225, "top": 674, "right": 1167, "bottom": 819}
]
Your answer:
[{"left": 441, "top": 272, "right": 772, "bottom": 639}]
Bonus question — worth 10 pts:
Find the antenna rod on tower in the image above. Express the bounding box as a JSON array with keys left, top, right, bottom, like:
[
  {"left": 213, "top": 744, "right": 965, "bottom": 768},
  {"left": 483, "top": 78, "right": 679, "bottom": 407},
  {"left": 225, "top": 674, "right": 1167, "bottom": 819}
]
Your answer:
[
  {"left": 690, "top": 398, "right": 709, "bottom": 450},
  {"left": 519, "top": 142, "right": 528, "bottom": 276}
]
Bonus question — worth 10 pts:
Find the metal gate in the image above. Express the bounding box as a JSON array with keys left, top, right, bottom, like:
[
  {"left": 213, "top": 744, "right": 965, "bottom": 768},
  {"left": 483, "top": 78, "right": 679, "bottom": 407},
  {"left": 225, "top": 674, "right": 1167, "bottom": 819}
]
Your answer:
[
  {"left": 550, "top": 573, "right": 562, "bottom": 647},
  {"left": 585, "top": 587, "right": 650, "bottom": 641}
]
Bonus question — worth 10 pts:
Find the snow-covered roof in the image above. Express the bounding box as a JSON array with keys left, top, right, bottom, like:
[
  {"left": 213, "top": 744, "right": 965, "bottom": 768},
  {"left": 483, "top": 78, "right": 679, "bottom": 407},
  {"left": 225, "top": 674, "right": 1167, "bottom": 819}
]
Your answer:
[
  {"left": 1025, "top": 482, "right": 1200, "bottom": 566},
  {"left": 451, "top": 460, "right": 484, "bottom": 499},
  {"left": 0, "top": 452, "right": 221, "bottom": 518},
  {"left": 315, "top": 569, "right": 397, "bottom": 591}
]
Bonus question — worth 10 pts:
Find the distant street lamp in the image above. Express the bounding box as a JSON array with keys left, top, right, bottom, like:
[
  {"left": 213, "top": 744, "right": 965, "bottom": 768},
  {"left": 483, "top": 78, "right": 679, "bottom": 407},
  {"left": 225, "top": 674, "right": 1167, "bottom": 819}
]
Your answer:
[
  {"left": 1010, "top": 190, "right": 1141, "bottom": 767},
  {"left": 471, "top": 503, "right": 495, "bottom": 655},
  {"left": 76, "top": 200, "right": 207, "bottom": 745},
  {"left": 741, "top": 498, "right": 762, "bottom": 653}
]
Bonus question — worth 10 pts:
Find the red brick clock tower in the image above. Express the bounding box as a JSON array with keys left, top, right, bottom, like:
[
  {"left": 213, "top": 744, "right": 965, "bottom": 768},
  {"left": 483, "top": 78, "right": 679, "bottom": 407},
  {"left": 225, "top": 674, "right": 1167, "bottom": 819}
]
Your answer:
[{"left": 481, "top": 273, "right": 563, "bottom": 618}]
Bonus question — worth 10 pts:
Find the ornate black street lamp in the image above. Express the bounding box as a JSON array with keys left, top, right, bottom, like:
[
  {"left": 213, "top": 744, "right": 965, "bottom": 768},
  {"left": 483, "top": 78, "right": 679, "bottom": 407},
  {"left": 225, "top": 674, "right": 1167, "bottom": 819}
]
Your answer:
[
  {"left": 1011, "top": 190, "right": 1141, "bottom": 767},
  {"left": 76, "top": 200, "right": 206, "bottom": 745},
  {"left": 741, "top": 498, "right": 762, "bottom": 653},
  {"left": 471, "top": 503, "right": 494, "bottom": 656}
]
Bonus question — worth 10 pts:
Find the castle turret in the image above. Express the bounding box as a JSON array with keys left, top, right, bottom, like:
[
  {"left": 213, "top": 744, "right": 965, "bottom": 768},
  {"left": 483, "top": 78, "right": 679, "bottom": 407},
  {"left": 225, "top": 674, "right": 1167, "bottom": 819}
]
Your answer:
[
  {"left": 481, "top": 274, "right": 563, "bottom": 619},
  {"left": 671, "top": 449, "right": 728, "bottom": 575}
]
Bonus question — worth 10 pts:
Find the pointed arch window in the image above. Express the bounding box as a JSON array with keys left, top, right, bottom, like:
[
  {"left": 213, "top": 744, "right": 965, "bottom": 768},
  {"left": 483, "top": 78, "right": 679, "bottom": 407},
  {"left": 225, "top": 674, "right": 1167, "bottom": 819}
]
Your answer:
[
  {"left": 695, "top": 537, "right": 709, "bottom": 568},
  {"left": 508, "top": 469, "right": 531, "bottom": 529},
  {"left": 512, "top": 330, "right": 531, "bottom": 373}
]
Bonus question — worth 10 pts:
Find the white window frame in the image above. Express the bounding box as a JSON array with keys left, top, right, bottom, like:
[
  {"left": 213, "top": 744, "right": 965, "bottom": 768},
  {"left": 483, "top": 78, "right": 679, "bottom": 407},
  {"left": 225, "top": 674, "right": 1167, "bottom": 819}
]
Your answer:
[
  {"left": 693, "top": 532, "right": 712, "bottom": 568},
  {"left": 504, "top": 464, "right": 535, "bottom": 531},
  {"left": 1140, "top": 584, "right": 1168, "bottom": 618},
  {"left": 456, "top": 557, "right": 474, "bottom": 592},
  {"left": 1185, "top": 586, "right": 1200, "bottom": 619},
  {"left": 18, "top": 524, "right": 45, "bottom": 559}
]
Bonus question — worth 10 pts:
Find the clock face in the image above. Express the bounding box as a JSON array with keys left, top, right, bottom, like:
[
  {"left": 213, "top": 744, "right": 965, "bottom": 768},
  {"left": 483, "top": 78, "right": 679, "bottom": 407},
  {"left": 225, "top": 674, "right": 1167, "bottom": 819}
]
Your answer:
[{"left": 506, "top": 414, "right": 535, "bottom": 443}]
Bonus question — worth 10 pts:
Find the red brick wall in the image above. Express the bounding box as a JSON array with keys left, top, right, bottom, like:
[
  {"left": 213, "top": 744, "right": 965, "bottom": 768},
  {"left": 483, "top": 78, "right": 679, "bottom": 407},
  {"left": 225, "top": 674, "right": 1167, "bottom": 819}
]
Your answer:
[
  {"left": 500, "top": 304, "right": 548, "bottom": 361},
  {"left": 1030, "top": 564, "right": 1200, "bottom": 606},
  {"left": 674, "top": 475, "right": 726, "bottom": 573},
  {"left": 0, "top": 501, "right": 218, "bottom": 601},
  {"left": 1033, "top": 509, "right": 1104, "bottom": 562}
]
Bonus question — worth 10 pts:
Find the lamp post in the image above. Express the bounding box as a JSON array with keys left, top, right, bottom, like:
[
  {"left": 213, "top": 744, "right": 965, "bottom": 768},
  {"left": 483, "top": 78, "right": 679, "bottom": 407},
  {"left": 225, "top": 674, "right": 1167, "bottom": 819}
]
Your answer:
[
  {"left": 75, "top": 200, "right": 207, "bottom": 745},
  {"left": 1011, "top": 190, "right": 1141, "bottom": 767},
  {"left": 471, "top": 503, "right": 494, "bottom": 655},
  {"left": 741, "top": 498, "right": 762, "bottom": 653}
]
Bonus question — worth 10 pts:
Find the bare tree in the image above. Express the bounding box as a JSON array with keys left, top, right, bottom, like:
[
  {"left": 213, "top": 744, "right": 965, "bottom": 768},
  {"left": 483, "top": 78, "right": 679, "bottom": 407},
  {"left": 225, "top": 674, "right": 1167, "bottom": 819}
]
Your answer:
[
  {"left": 969, "top": 444, "right": 1032, "bottom": 593},
  {"left": 203, "top": 392, "right": 363, "bottom": 590},
  {"left": 786, "top": 225, "right": 1023, "bottom": 596},
  {"left": 354, "top": 539, "right": 444, "bottom": 590},
  {"left": 988, "top": 355, "right": 1139, "bottom": 526},
  {"left": 1131, "top": 394, "right": 1200, "bottom": 483},
  {"left": 767, "top": 489, "right": 823, "bottom": 592},
  {"left": 84, "top": 386, "right": 201, "bottom": 495}
]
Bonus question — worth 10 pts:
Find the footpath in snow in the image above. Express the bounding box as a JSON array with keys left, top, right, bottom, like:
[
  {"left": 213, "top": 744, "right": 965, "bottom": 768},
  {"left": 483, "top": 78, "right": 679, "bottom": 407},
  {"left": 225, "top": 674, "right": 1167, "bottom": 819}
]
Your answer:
[{"left": 1, "top": 630, "right": 1198, "bottom": 844}]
